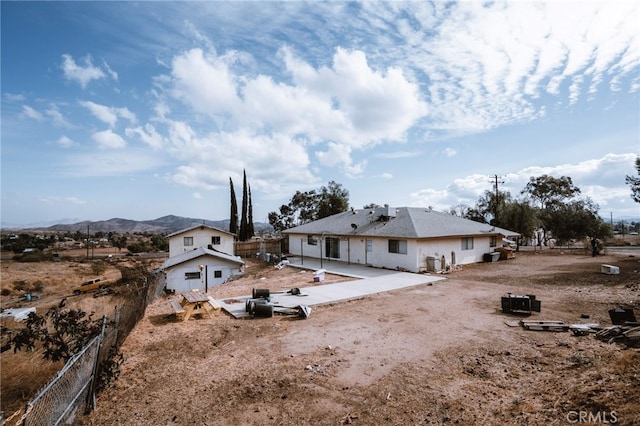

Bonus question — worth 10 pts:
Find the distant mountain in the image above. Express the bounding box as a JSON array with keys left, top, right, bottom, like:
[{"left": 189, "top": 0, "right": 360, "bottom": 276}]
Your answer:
[{"left": 8, "top": 215, "right": 273, "bottom": 235}]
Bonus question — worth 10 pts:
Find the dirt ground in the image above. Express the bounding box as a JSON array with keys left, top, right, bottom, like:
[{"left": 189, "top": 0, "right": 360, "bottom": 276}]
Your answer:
[
  {"left": 0, "top": 253, "right": 166, "bottom": 419},
  {"left": 72, "top": 250, "right": 640, "bottom": 426}
]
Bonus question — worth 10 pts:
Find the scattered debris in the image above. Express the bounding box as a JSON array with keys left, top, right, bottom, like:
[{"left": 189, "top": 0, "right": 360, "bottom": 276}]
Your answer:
[
  {"left": 501, "top": 293, "right": 541, "bottom": 315},
  {"left": 0, "top": 307, "right": 36, "bottom": 321},
  {"left": 245, "top": 292, "right": 311, "bottom": 319},
  {"left": 274, "top": 257, "right": 290, "bottom": 270},
  {"left": 595, "top": 324, "right": 640, "bottom": 347},
  {"left": 93, "top": 287, "right": 115, "bottom": 298},
  {"left": 608, "top": 306, "right": 637, "bottom": 325},
  {"left": 600, "top": 264, "right": 620, "bottom": 275},
  {"left": 568, "top": 323, "right": 600, "bottom": 336},
  {"left": 520, "top": 320, "right": 568, "bottom": 331}
]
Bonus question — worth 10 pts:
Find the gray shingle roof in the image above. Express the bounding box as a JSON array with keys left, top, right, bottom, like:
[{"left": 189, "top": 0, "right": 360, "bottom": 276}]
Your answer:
[
  {"left": 161, "top": 247, "right": 244, "bottom": 270},
  {"left": 283, "top": 207, "right": 519, "bottom": 239}
]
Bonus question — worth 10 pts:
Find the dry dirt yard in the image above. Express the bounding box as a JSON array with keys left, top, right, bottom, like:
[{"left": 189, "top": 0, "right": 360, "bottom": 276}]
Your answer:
[{"left": 74, "top": 250, "right": 640, "bottom": 426}]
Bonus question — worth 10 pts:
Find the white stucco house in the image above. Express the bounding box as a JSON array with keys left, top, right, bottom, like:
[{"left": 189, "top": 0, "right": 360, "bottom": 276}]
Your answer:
[
  {"left": 167, "top": 224, "right": 236, "bottom": 257},
  {"left": 160, "top": 247, "right": 244, "bottom": 293},
  {"left": 161, "top": 224, "right": 243, "bottom": 293},
  {"left": 283, "top": 206, "right": 519, "bottom": 273}
]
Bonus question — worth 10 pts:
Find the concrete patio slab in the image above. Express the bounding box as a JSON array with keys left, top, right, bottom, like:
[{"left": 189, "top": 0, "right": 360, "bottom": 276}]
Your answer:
[{"left": 217, "top": 259, "right": 446, "bottom": 319}]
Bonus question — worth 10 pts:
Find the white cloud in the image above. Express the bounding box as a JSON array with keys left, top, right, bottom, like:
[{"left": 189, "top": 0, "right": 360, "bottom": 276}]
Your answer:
[
  {"left": 57, "top": 136, "right": 75, "bottom": 148},
  {"left": 409, "top": 153, "right": 638, "bottom": 214},
  {"left": 38, "top": 196, "right": 87, "bottom": 205},
  {"left": 21, "top": 105, "right": 43, "bottom": 121},
  {"left": 375, "top": 151, "right": 422, "bottom": 159},
  {"left": 46, "top": 106, "right": 73, "bottom": 128},
  {"left": 80, "top": 101, "right": 137, "bottom": 127},
  {"left": 315, "top": 142, "right": 367, "bottom": 178},
  {"left": 126, "top": 124, "right": 166, "bottom": 150},
  {"left": 380, "top": 1, "right": 640, "bottom": 133},
  {"left": 443, "top": 148, "right": 457, "bottom": 157},
  {"left": 5, "top": 93, "right": 26, "bottom": 102},
  {"left": 154, "top": 45, "right": 427, "bottom": 182},
  {"left": 92, "top": 129, "right": 127, "bottom": 149},
  {"left": 61, "top": 54, "right": 116, "bottom": 89},
  {"left": 62, "top": 148, "right": 164, "bottom": 177}
]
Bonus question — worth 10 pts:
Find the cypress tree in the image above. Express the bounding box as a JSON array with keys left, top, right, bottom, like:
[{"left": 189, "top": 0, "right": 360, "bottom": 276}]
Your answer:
[
  {"left": 239, "top": 169, "right": 249, "bottom": 241},
  {"left": 248, "top": 184, "right": 255, "bottom": 238},
  {"left": 229, "top": 177, "right": 238, "bottom": 236}
]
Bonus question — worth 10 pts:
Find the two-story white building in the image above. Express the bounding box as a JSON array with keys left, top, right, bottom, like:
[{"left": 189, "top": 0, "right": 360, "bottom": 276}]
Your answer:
[
  {"left": 167, "top": 224, "right": 236, "bottom": 257},
  {"left": 161, "top": 224, "right": 244, "bottom": 293}
]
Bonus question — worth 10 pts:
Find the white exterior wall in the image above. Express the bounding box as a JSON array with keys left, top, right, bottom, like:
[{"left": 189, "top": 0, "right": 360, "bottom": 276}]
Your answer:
[
  {"left": 169, "top": 228, "right": 234, "bottom": 257},
  {"left": 287, "top": 233, "right": 498, "bottom": 273},
  {"left": 164, "top": 257, "right": 242, "bottom": 293}
]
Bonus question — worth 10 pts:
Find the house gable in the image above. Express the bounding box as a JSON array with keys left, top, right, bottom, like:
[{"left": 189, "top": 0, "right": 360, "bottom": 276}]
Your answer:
[{"left": 168, "top": 224, "right": 236, "bottom": 257}]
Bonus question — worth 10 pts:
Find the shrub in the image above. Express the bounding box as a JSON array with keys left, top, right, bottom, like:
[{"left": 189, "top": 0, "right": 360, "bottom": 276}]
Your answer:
[
  {"left": 32, "top": 281, "right": 45, "bottom": 293},
  {"left": 91, "top": 262, "right": 106, "bottom": 276},
  {"left": 13, "top": 280, "right": 28, "bottom": 292}
]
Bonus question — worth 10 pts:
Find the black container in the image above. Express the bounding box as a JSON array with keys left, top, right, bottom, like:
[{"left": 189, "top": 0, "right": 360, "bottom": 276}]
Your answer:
[{"left": 252, "top": 288, "right": 270, "bottom": 299}]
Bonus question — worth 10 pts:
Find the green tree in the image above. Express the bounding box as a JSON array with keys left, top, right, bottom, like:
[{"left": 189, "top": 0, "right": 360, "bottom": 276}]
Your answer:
[
  {"left": 229, "top": 177, "right": 239, "bottom": 236},
  {"left": 268, "top": 182, "right": 350, "bottom": 232},
  {"left": 317, "top": 181, "right": 350, "bottom": 219},
  {"left": 521, "top": 175, "right": 581, "bottom": 210},
  {"left": 4, "top": 308, "right": 102, "bottom": 362},
  {"left": 239, "top": 170, "right": 251, "bottom": 241},
  {"left": 466, "top": 190, "right": 512, "bottom": 225},
  {"left": 447, "top": 204, "right": 470, "bottom": 217},
  {"left": 248, "top": 184, "right": 255, "bottom": 238},
  {"left": 497, "top": 200, "right": 538, "bottom": 250},
  {"left": 625, "top": 156, "right": 640, "bottom": 203},
  {"left": 544, "top": 198, "right": 611, "bottom": 244},
  {"left": 110, "top": 234, "right": 128, "bottom": 252},
  {"left": 150, "top": 234, "right": 169, "bottom": 252}
]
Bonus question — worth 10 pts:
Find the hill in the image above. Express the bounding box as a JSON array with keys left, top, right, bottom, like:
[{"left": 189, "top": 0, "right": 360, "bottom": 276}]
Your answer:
[{"left": 11, "top": 215, "right": 273, "bottom": 235}]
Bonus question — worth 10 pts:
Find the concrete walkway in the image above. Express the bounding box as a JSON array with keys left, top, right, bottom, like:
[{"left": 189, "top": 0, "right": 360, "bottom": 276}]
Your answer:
[{"left": 218, "top": 257, "right": 446, "bottom": 319}]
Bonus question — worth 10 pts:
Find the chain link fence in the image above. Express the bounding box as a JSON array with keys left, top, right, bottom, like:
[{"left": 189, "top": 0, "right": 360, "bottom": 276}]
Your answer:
[{"left": 12, "top": 267, "right": 163, "bottom": 426}]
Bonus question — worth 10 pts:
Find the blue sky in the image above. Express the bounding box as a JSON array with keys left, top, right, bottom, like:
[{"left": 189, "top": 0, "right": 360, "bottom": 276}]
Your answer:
[{"left": 2, "top": 1, "right": 639, "bottom": 227}]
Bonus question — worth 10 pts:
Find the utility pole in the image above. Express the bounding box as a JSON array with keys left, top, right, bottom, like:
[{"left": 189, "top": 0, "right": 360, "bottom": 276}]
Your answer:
[
  {"left": 86, "top": 224, "right": 90, "bottom": 260},
  {"left": 490, "top": 174, "right": 504, "bottom": 224}
]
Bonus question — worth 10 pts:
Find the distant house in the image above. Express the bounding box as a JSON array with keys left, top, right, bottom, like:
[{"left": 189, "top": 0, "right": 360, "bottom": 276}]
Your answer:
[
  {"left": 283, "top": 206, "right": 519, "bottom": 273},
  {"left": 167, "top": 224, "right": 236, "bottom": 257},
  {"left": 160, "top": 246, "right": 244, "bottom": 293}
]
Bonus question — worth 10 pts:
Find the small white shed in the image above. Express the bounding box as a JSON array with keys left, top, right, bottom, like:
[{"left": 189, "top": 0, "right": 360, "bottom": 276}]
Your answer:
[{"left": 160, "top": 247, "right": 244, "bottom": 293}]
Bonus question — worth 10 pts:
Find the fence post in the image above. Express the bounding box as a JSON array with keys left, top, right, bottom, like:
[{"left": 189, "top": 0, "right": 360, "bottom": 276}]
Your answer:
[{"left": 87, "top": 315, "right": 108, "bottom": 412}]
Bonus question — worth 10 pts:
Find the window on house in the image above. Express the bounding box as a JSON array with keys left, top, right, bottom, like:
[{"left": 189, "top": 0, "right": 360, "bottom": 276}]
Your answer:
[
  {"left": 185, "top": 272, "right": 200, "bottom": 280},
  {"left": 490, "top": 236, "right": 497, "bottom": 248},
  {"left": 184, "top": 236, "right": 194, "bottom": 246},
  {"left": 307, "top": 235, "right": 317, "bottom": 245},
  {"left": 211, "top": 236, "right": 221, "bottom": 245},
  {"left": 214, "top": 270, "right": 222, "bottom": 278},
  {"left": 366, "top": 239, "right": 373, "bottom": 253},
  {"left": 388, "top": 239, "right": 407, "bottom": 254},
  {"left": 461, "top": 237, "right": 474, "bottom": 251}
]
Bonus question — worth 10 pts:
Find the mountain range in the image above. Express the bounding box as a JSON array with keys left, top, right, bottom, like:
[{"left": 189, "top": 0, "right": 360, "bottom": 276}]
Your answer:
[{"left": 3, "top": 215, "right": 274, "bottom": 235}]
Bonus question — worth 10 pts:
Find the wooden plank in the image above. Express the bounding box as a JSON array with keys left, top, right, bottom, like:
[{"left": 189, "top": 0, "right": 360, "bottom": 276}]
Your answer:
[{"left": 170, "top": 300, "right": 185, "bottom": 315}]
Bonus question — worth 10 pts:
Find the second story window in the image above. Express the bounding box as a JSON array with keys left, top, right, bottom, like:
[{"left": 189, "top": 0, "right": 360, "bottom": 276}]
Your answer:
[
  {"left": 184, "top": 236, "right": 194, "bottom": 246},
  {"left": 212, "top": 236, "right": 221, "bottom": 245}
]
